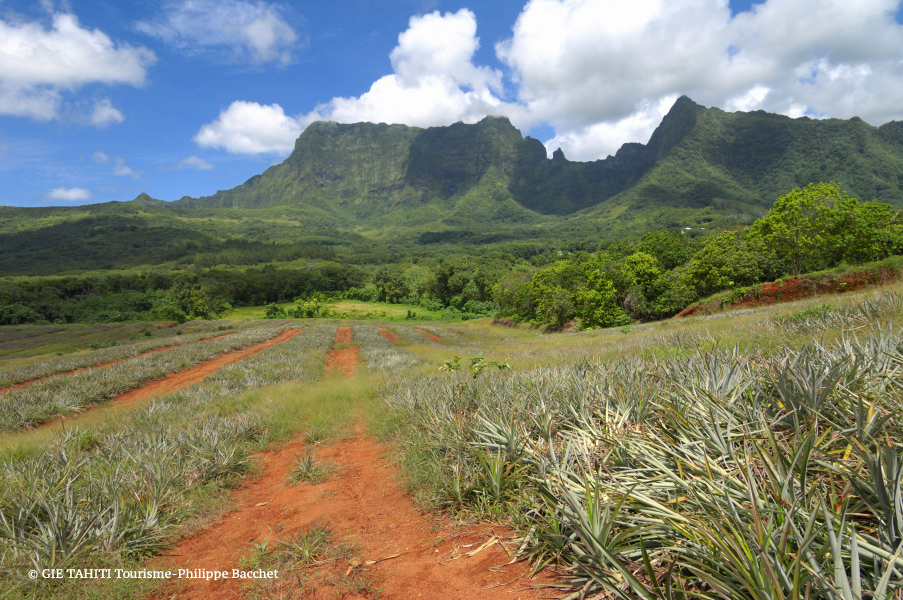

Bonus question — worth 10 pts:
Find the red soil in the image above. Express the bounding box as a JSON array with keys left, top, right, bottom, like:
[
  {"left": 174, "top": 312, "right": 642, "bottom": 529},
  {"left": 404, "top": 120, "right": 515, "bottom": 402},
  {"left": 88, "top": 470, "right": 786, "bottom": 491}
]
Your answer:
[
  {"left": 676, "top": 267, "right": 900, "bottom": 318},
  {"left": 148, "top": 325, "right": 557, "bottom": 599},
  {"left": 413, "top": 328, "right": 444, "bottom": 344},
  {"left": 30, "top": 329, "right": 303, "bottom": 430},
  {"left": 152, "top": 425, "right": 553, "bottom": 600},
  {"left": 376, "top": 327, "right": 399, "bottom": 344},
  {"left": 326, "top": 327, "right": 361, "bottom": 377},
  {"left": 113, "top": 329, "right": 302, "bottom": 406},
  {"left": 0, "top": 333, "right": 235, "bottom": 395}
]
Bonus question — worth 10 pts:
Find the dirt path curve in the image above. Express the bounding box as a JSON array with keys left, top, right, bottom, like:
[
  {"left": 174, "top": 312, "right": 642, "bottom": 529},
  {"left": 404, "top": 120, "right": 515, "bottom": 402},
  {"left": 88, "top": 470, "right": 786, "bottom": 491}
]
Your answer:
[
  {"left": 326, "top": 326, "right": 361, "bottom": 377},
  {"left": 0, "top": 328, "right": 66, "bottom": 345},
  {"left": 154, "top": 427, "right": 551, "bottom": 600},
  {"left": 0, "top": 333, "right": 234, "bottom": 395},
  {"left": 376, "top": 327, "right": 399, "bottom": 344},
  {"left": 30, "top": 329, "right": 303, "bottom": 431}
]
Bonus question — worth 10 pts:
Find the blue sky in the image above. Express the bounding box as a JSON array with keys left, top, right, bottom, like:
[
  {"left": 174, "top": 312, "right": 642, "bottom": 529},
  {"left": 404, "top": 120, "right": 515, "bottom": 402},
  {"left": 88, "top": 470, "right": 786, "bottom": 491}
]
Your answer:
[{"left": 1, "top": 0, "right": 902, "bottom": 207}]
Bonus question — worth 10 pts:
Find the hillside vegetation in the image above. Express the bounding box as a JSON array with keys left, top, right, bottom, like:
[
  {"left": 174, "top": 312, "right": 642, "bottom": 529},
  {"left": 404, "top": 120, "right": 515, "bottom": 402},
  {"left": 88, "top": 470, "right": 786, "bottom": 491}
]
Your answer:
[{"left": 2, "top": 97, "right": 903, "bottom": 278}]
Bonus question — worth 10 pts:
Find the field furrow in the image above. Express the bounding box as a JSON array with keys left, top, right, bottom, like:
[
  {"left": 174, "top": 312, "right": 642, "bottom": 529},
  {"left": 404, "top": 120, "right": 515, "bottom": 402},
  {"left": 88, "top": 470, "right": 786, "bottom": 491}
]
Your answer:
[{"left": 0, "top": 324, "right": 294, "bottom": 430}]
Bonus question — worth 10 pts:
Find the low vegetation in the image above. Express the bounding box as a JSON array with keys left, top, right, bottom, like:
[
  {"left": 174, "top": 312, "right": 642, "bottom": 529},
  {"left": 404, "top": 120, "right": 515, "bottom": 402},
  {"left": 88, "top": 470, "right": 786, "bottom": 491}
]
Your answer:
[
  {"left": 380, "top": 291, "right": 903, "bottom": 599},
  {"left": 0, "top": 324, "right": 337, "bottom": 597},
  {"left": 0, "top": 326, "right": 241, "bottom": 387},
  {"left": 0, "top": 323, "right": 293, "bottom": 430}
]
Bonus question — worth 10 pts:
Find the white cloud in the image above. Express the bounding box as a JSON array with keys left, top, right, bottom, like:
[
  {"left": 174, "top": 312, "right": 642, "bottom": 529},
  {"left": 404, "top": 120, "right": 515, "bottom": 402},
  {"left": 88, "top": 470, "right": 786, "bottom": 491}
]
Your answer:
[
  {"left": 0, "top": 12, "right": 155, "bottom": 122},
  {"left": 177, "top": 155, "right": 215, "bottom": 170},
  {"left": 112, "top": 157, "right": 142, "bottom": 179},
  {"left": 137, "top": 0, "right": 300, "bottom": 65},
  {"left": 497, "top": 0, "right": 903, "bottom": 160},
  {"left": 196, "top": 1, "right": 903, "bottom": 161},
  {"left": 314, "top": 9, "right": 510, "bottom": 128},
  {"left": 194, "top": 100, "right": 307, "bottom": 154},
  {"left": 44, "top": 187, "right": 92, "bottom": 201},
  {"left": 91, "top": 151, "right": 110, "bottom": 164},
  {"left": 90, "top": 98, "right": 124, "bottom": 127},
  {"left": 543, "top": 96, "right": 677, "bottom": 160},
  {"left": 195, "top": 9, "right": 514, "bottom": 155}
]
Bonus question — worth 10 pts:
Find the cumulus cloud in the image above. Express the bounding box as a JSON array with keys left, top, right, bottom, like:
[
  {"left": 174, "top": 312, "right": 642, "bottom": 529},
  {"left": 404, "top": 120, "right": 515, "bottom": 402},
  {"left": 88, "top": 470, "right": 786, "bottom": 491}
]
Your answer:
[
  {"left": 44, "top": 187, "right": 92, "bottom": 201},
  {"left": 195, "top": 1, "right": 903, "bottom": 161},
  {"left": 90, "top": 98, "right": 124, "bottom": 127},
  {"left": 112, "top": 157, "right": 142, "bottom": 179},
  {"left": 195, "top": 9, "right": 512, "bottom": 155},
  {"left": 176, "top": 155, "right": 215, "bottom": 170},
  {"left": 137, "top": 0, "right": 301, "bottom": 65},
  {"left": 0, "top": 12, "right": 155, "bottom": 122},
  {"left": 91, "top": 151, "right": 110, "bottom": 164},
  {"left": 497, "top": 0, "right": 903, "bottom": 159},
  {"left": 194, "top": 100, "right": 307, "bottom": 154},
  {"left": 542, "top": 96, "right": 677, "bottom": 161},
  {"left": 310, "top": 9, "right": 509, "bottom": 129}
]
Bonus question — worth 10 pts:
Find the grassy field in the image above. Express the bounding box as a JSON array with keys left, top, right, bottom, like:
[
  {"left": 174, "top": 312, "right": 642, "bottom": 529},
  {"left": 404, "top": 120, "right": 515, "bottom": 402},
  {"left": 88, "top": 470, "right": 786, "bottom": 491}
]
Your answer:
[
  {"left": 1, "top": 283, "right": 902, "bottom": 599},
  {"left": 228, "top": 299, "right": 471, "bottom": 321}
]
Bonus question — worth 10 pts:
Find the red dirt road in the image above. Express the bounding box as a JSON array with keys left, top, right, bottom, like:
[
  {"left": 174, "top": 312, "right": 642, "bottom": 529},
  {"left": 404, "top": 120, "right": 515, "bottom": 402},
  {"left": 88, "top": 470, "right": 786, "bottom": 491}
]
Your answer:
[
  {"left": 28, "top": 329, "right": 303, "bottom": 431},
  {"left": 326, "top": 327, "right": 361, "bottom": 377},
  {"left": 0, "top": 333, "right": 234, "bottom": 395},
  {"left": 152, "top": 325, "right": 554, "bottom": 599},
  {"left": 376, "top": 327, "right": 399, "bottom": 344},
  {"left": 113, "top": 329, "right": 302, "bottom": 405},
  {"left": 154, "top": 428, "right": 551, "bottom": 600},
  {"left": 413, "top": 328, "right": 443, "bottom": 344}
]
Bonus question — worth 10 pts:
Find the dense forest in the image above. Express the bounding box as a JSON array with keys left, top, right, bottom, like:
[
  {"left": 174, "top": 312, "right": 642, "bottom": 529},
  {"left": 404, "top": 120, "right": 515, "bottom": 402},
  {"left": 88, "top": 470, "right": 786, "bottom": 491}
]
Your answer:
[{"left": 2, "top": 182, "right": 901, "bottom": 328}]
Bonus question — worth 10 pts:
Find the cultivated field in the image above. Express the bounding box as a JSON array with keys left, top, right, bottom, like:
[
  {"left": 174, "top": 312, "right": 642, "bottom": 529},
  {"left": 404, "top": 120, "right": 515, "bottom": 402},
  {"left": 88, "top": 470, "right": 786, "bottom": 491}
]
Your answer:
[{"left": 1, "top": 286, "right": 902, "bottom": 599}]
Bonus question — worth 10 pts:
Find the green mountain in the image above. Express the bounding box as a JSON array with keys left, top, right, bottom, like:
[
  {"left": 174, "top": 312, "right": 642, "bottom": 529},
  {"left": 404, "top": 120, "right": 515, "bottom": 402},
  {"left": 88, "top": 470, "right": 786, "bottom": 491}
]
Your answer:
[
  {"left": 3, "top": 97, "right": 903, "bottom": 274},
  {"left": 171, "top": 96, "right": 903, "bottom": 235}
]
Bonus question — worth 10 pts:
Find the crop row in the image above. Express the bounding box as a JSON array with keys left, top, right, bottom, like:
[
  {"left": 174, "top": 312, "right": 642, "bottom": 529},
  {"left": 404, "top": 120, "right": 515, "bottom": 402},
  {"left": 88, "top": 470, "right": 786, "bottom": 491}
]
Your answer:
[
  {"left": 350, "top": 324, "right": 419, "bottom": 373},
  {"left": 382, "top": 318, "right": 903, "bottom": 599},
  {"left": 0, "top": 324, "right": 338, "bottom": 586},
  {"left": 0, "top": 323, "right": 294, "bottom": 430},
  {"left": 0, "top": 328, "right": 243, "bottom": 387}
]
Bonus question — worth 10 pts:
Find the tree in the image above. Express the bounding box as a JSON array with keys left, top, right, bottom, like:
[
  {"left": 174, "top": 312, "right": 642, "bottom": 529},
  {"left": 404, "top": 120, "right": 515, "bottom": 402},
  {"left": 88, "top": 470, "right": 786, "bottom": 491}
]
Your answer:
[
  {"left": 529, "top": 260, "right": 583, "bottom": 327},
  {"left": 574, "top": 271, "right": 629, "bottom": 329},
  {"left": 636, "top": 230, "right": 696, "bottom": 270},
  {"left": 747, "top": 182, "right": 847, "bottom": 276},
  {"left": 686, "top": 231, "right": 762, "bottom": 296}
]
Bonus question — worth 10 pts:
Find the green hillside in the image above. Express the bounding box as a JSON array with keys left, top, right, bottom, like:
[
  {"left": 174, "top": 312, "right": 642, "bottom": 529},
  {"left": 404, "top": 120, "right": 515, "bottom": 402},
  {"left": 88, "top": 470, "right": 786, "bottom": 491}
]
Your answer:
[
  {"left": 3, "top": 97, "right": 903, "bottom": 275},
  {"left": 169, "top": 96, "right": 903, "bottom": 241}
]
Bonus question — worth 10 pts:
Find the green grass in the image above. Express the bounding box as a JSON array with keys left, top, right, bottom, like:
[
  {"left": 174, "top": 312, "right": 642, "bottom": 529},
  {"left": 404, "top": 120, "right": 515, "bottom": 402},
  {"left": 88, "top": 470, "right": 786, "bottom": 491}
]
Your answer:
[{"left": 228, "top": 299, "right": 468, "bottom": 322}]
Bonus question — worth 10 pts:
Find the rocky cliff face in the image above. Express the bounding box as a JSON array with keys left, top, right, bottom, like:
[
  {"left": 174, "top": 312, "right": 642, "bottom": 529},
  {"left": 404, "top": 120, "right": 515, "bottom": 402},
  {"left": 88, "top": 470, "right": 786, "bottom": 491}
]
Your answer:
[{"left": 169, "top": 96, "right": 903, "bottom": 223}]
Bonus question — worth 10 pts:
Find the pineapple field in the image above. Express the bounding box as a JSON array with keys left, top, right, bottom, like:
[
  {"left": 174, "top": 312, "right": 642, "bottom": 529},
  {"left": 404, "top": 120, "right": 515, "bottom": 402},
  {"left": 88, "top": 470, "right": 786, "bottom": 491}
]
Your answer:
[{"left": 1, "top": 285, "right": 902, "bottom": 600}]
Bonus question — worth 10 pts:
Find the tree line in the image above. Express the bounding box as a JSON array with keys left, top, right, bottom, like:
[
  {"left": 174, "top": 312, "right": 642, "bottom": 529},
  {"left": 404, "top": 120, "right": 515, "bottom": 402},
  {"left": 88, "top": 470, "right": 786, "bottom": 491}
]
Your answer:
[
  {"left": 2, "top": 182, "right": 899, "bottom": 327},
  {"left": 494, "top": 183, "right": 903, "bottom": 328}
]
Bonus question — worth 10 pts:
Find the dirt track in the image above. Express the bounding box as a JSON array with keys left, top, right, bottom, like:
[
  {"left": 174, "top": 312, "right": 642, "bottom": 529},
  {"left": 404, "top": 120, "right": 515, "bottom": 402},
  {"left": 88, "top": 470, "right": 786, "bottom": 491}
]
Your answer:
[
  {"left": 325, "top": 326, "right": 361, "bottom": 377},
  {"left": 28, "top": 329, "right": 303, "bottom": 431},
  {"left": 413, "top": 328, "right": 443, "bottom": 343},
  {"left": 0, "top": 333, "right": 234, "bottom": 395},
  {"left": 376, "top": 327, "right": 399, "bottom": 344},
  {"left": 153, "top": 327, "right": 552, "bottom": 599},
  {"left": 112, "top": 329, "right": 302, "bottom": 406}
]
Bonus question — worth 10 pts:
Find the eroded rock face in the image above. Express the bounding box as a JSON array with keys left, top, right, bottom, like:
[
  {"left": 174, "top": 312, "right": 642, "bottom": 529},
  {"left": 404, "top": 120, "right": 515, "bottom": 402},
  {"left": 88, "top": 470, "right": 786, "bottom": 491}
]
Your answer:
[{"left": 165, "top": 95, "right": 903, "bottom": 230}]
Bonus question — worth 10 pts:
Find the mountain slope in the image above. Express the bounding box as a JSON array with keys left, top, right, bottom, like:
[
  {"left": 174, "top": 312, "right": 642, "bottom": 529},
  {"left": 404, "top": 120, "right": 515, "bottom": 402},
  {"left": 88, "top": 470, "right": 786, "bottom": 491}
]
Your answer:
[
  {"left": 3, "top": 97, "right": 903, "bottom": 275},
  {"left": 170, "top": 97, "right": 903, "bottom": 232}
]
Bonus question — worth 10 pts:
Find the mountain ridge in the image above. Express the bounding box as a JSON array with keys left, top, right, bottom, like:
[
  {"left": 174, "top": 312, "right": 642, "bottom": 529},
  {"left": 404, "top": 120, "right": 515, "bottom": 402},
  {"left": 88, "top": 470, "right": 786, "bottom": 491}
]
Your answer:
[
  {"left": 164, "top": 96, "right": 903, "bottom": 229},
  {"left": 3, "top": 96, "right": 903, "bottom": 276}
]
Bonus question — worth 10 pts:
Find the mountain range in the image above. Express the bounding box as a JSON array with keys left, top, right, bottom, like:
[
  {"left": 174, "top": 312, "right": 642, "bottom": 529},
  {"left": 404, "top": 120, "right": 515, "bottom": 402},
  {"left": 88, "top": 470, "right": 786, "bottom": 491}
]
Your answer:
[{"left": 2, "top": 96, "right": 903, "bottom": 274}]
